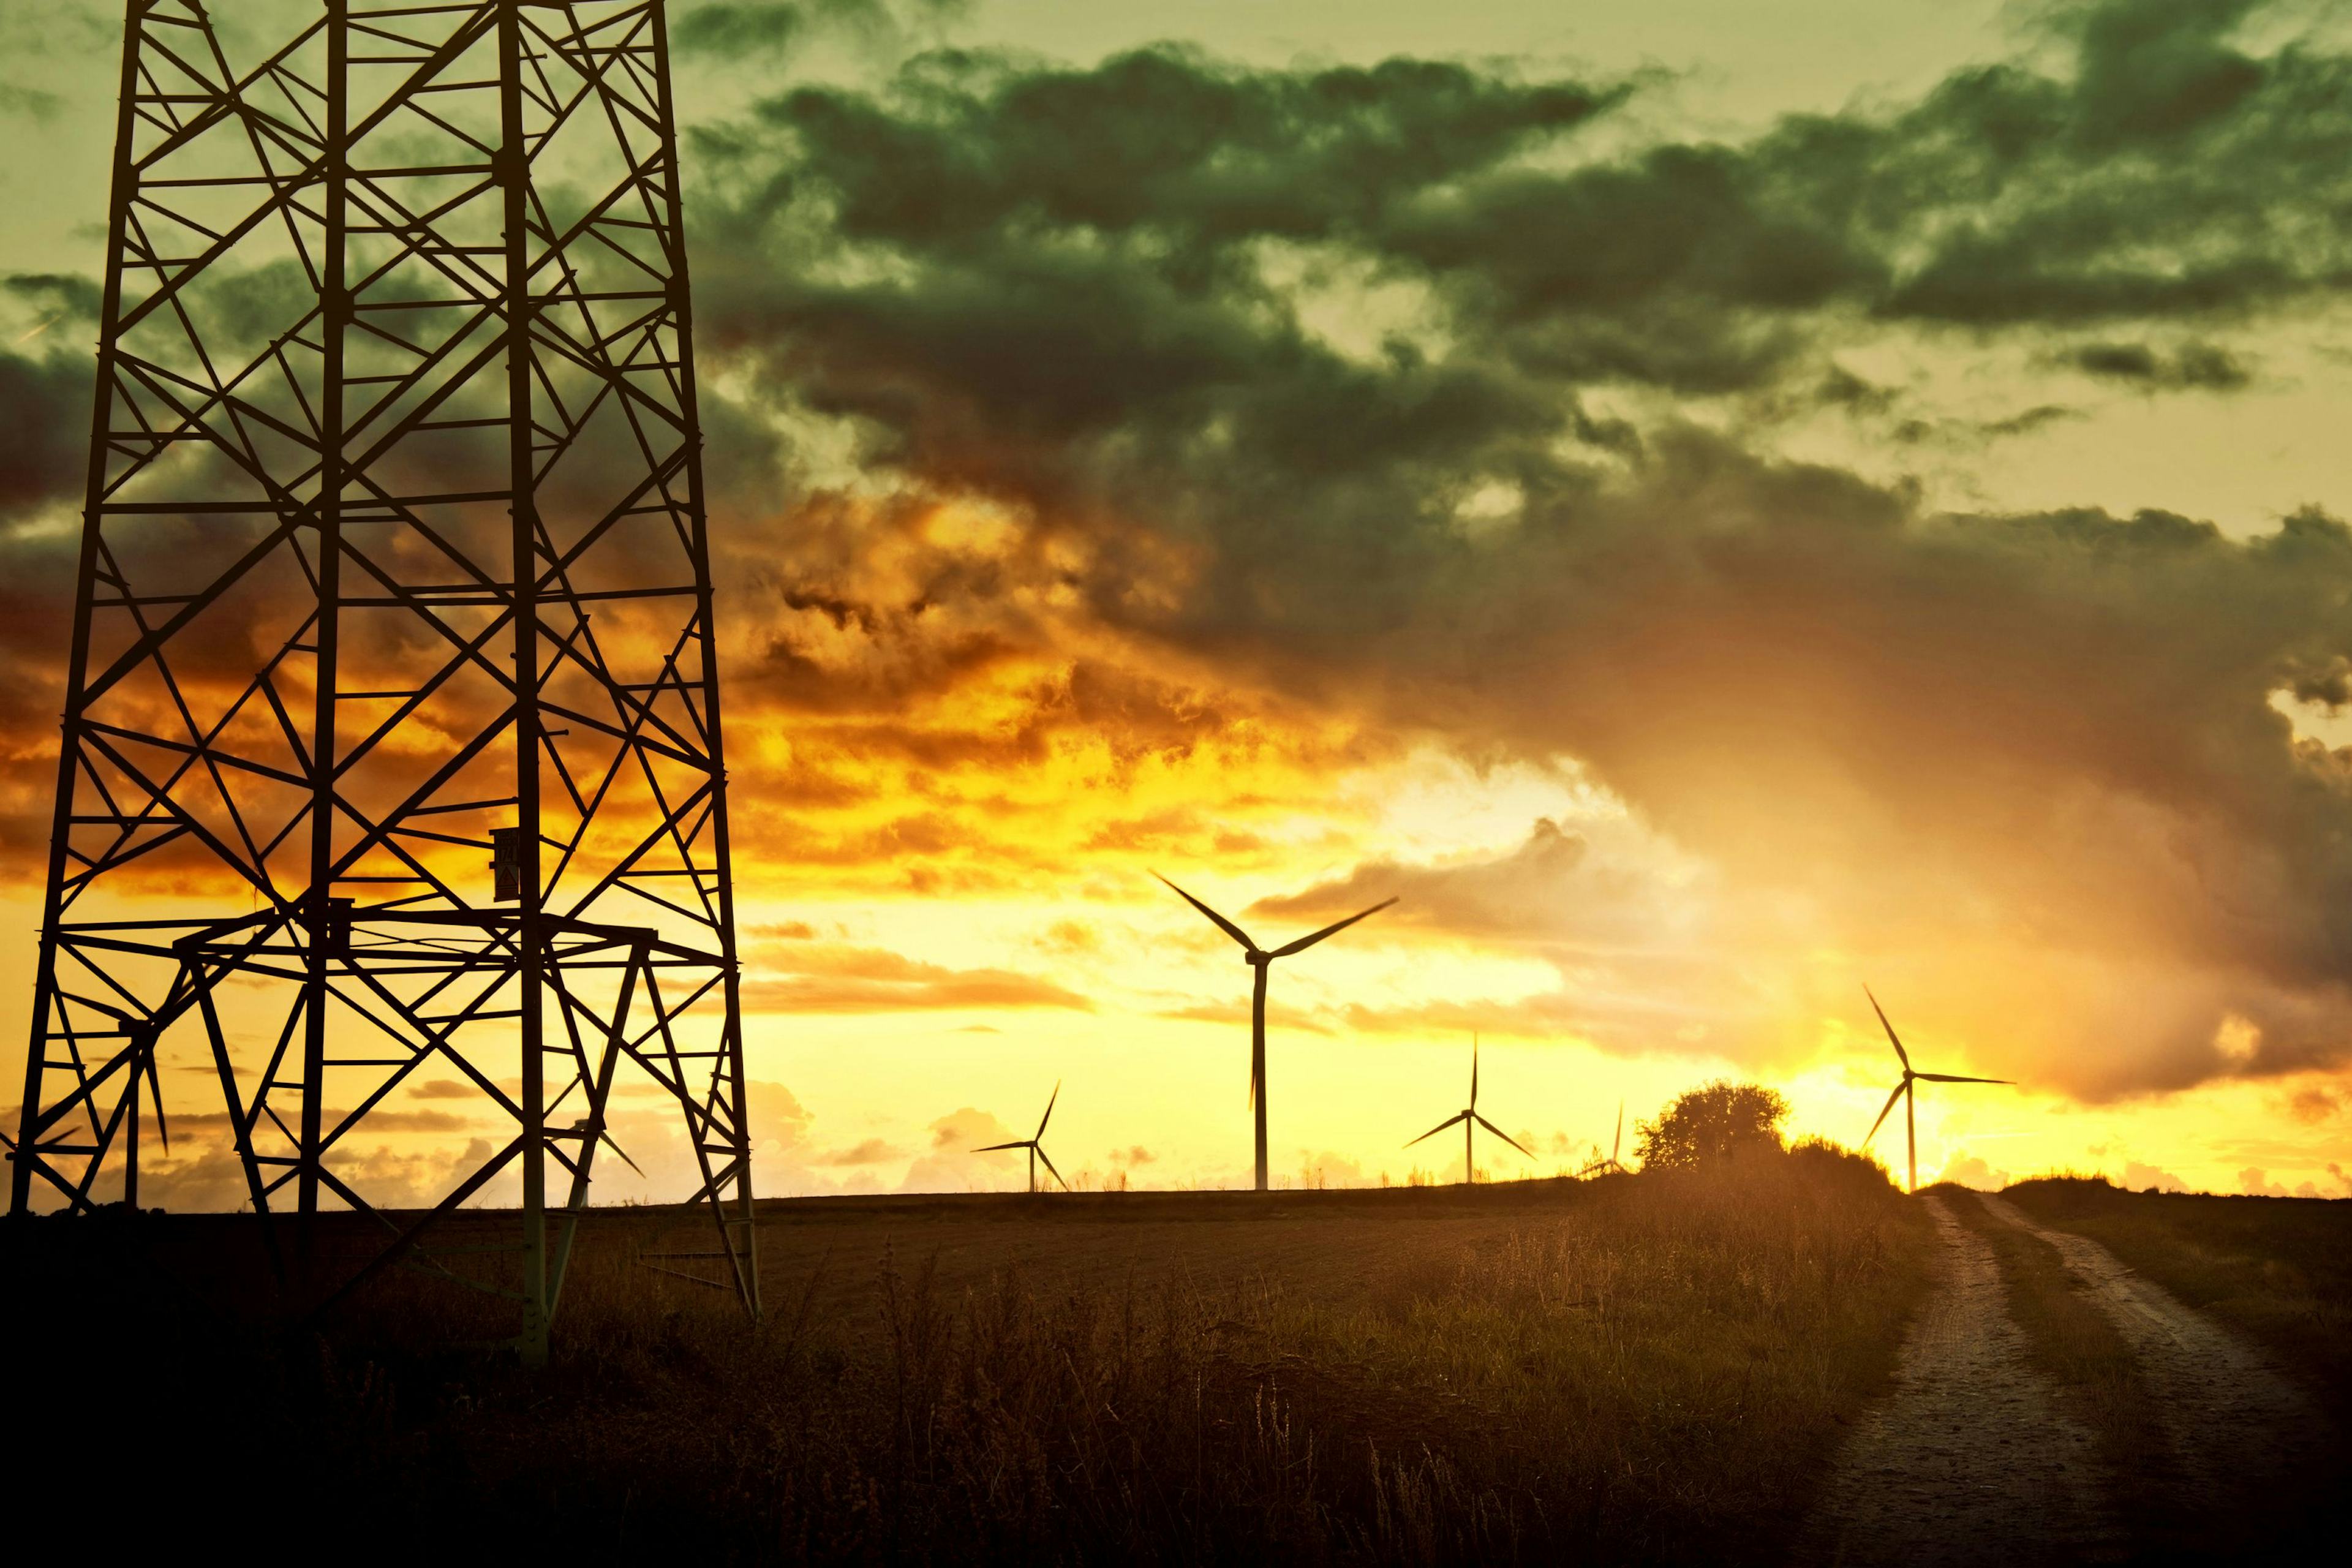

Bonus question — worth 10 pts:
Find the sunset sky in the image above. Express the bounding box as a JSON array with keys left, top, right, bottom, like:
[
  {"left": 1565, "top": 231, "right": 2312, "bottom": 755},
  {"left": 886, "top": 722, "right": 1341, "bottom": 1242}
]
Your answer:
[{"left": 6, "top": 0, "right": 2352, "bottom": 1206}]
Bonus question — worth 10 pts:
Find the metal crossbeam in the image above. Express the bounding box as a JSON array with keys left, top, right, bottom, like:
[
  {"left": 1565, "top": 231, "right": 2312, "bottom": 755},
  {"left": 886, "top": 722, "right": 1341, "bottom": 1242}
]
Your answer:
[{"left": 9, "top": 1, "right": 758, "bottom": 1359}]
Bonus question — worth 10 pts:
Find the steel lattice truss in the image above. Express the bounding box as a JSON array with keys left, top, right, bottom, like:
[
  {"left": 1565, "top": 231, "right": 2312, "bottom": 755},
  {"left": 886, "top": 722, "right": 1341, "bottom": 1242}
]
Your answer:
[{"left": 7, "top": 0, "right": 758, "bottom": 1346}]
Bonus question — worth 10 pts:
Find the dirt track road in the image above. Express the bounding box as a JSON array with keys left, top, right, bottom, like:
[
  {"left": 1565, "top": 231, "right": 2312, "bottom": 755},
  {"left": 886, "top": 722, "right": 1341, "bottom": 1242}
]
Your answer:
[
  {"left": 1805, "top": 1197, "right": 2117, "bottom": 1566},
  {"left": 1982, "top": 1194, "right": 2329, "bottom": 1520},
  {"left": 1809, "top": 1193, "right": 2333, "bottom": 1565}
]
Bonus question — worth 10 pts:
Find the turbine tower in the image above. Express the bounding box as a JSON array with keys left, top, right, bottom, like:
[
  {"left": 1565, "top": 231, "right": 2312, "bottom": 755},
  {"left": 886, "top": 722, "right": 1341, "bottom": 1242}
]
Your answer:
[
  {"left": 973, "top": 1082, "right": 1066, "bottom": 1194},
  {"left": 1155, "top": 873, "right": 1393, "bottom": 1192},
  {"left": 1861, "top": 987, "right": 2011, "bottom": 1194},
  {"left": 1405, "top": 1035, "right": 1531, "bottom": 1183},
  {"left": 7, "top": 1, "right": 756, "bottom": 1359}
]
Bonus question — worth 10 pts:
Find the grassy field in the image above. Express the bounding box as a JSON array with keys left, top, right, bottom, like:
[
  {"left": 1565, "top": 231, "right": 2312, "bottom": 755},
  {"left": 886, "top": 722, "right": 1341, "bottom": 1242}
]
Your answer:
[
  {"left": 7, "top": 1144, "right": 1928, "bottom": 1564},
  {"left": 2001, "top": 1177, "right": 2352, "bottom": 1427}
]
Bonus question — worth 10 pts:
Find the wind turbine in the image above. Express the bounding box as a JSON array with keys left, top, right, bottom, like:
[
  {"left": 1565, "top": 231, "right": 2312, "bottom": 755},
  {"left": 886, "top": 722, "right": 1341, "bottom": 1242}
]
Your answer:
[
  {"left": 1861, "top": 987, "right": 2011, "bottom": 1194},
  {"left": 1405, "top": 1035, "right": 1532, "bottom": 1185},
  {"left": 1577, "top": 1101, "right": 1629, "bottom": 1177},
  {"left": 1156, "top": 872, "right": 1396, "bottom": 1193},
  {"left": 973, "top": 1081, "right": 1066, "bottom": 1194}
]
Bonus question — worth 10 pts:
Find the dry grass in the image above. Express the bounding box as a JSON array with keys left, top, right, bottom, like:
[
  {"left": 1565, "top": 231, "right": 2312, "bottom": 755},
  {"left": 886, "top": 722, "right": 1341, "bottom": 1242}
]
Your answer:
[{"left": 7, "top": 1145, "right": 1928, "bottom": 1564}]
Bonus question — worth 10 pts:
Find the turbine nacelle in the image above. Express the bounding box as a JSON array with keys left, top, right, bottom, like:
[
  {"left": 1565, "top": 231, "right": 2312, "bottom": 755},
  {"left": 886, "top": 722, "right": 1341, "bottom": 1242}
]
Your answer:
[
  {"left": 1860, "top": 986, "right": 2014, "bottom": 1193},
  {"left": 1155, "top": 872, "right": 1395, "bottom": 1193},
  {"left": 973, "top": 1081, "right": 1067, "bottom": 1193},
  {"left": 1404, "top": 1035, "right": 1531, "bottom": 1182}
]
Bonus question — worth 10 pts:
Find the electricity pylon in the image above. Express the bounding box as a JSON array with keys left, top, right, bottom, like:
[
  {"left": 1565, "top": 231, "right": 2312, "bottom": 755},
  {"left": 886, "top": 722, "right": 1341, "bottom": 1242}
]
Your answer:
[{"left": 6, "top": 0, "right": 758, "bottom": 1359}]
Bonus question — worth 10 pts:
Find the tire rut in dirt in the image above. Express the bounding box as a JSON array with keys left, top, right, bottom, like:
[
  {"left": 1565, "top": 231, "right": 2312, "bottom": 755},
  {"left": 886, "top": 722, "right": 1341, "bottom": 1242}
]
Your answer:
[
  {"left": 1804, "top": 1197, "right": 2120, "bottom": 1566},
  {"left": 1982, "top": 1194, "right": 2336, "bottom": 1558}
]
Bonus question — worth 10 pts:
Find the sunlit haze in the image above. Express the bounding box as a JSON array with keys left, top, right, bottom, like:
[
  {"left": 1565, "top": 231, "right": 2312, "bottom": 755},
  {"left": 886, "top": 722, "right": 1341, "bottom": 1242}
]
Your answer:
[{"left": 6, "top": 0, "right": 2352, "bottom": 1208}]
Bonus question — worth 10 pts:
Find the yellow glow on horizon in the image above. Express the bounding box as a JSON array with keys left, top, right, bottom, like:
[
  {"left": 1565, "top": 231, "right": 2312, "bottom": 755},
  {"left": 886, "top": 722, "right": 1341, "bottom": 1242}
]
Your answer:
[{"left": 9, "top": 728, "right": 2347, "bottom": 1209}]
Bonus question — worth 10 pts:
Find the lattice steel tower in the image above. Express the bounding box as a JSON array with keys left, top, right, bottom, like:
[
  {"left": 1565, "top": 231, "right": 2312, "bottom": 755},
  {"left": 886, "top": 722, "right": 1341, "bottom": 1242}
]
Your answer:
[{"left": 8, "top": 0, "right": 758, "bottom": 1355}]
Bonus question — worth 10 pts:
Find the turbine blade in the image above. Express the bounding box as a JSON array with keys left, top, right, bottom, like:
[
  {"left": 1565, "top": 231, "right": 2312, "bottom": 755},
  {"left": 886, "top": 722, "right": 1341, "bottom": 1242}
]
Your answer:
[
  {"left": 1862, "top": 1080, "right": 1905, "bottom": 1147},
  {"left": 1474, "top": 1113, "right": 1532, "bottom": 1158},
  {"left": 1266, "top": 897, "right": 1397, "bottom": 958},
  {"left": 1036, "top": 1145, "right": 1068, "bottom": 1190},
  {"left": 971, "top": 1140, "right": 1028, "bottom": 1153},
  {"left": 1471, "top": 1035, "right": 1479, "bottom": 1109},
  {"left": 1037, "top": 1079, "right": 1060, "bottom": 1139},
  {"left": 1612, "top": 1101, "right": 1623, "bottom": 1161},
  {"left": 1153, "top": 872, "right": 1257, "bottom": 952},
  {"left": 601, "top": 1130, "right": 644, "bottom": 1178},
  {"left": 1865, "top": 984, "right": 1911, "bottom": 1070},
  {"left": 1915, "top": 1072, "right": 2013, "bottom": 1085},
  {"left": 1405, "top": 1112, "right": 1467, "bottom": 1148}
]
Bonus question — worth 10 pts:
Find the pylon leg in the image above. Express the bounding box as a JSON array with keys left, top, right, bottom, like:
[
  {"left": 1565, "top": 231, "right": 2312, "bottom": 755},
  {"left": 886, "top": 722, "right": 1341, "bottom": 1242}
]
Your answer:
[{"left": 11, "top": 2, "right": 757, "bottom": 1344}]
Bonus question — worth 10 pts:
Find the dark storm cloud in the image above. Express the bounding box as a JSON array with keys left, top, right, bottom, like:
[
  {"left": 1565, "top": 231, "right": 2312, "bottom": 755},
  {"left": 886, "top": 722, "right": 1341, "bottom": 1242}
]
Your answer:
[
  {"left": 1248, "top": 439, "right": 2352, "bottom": 1092},
  {"left": 673, "top": 0, "right": 968, "bottom": 60},
  {"left": 0, "top": 322, "right": 87, "bottom": 853},
  {"left": 2060, "top": 339, "right": 2252, "bottom": 389},
  {"left": 676, "top": 0, "right": 2352, "bottom": 1096},
  {"left": 683, "top": 0, "right": 2352, "bottom": 728},
  {"left": 6, "top": 1, "right": 2352, "bottom": 1098},
  {"left": 5, "top": 273, "right": 102, "bottom": 323},
  {"left": 676, "top": 0, "right": 820, "bottom": 55},
  {"left": 694, "top": 0, "right": 2352, "bottom": 467},
  {"left": 1813, "top": 0, "right": 2352, "bottom": 325},
  {"left": 0, "top": 348, "right": 88, "bottom": 518}
]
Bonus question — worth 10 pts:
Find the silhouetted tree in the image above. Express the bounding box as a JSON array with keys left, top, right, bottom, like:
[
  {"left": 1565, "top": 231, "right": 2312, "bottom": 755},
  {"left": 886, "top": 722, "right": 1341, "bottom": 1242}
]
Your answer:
[{"left": 1635, "top": 1081, "right": 1789, "bottom": 1169}]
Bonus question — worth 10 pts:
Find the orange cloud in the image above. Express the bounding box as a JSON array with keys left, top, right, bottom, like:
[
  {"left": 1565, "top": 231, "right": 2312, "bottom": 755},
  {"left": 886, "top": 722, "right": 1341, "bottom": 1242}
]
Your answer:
[{"left": 738, "top": 941, "right": 1092, "bottom": 1013}]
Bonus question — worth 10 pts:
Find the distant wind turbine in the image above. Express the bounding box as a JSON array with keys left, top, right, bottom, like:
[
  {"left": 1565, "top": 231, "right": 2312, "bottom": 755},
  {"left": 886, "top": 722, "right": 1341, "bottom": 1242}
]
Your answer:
[
  {"left": 1406, "top": 1035, "right": 1531, "bottom": 1185},
  {"left": 1156, "top": 872, "right": 1396, "bottom": 1193},
  {"left": 1861, "top": 987, "right": 2011, "bottom": 1194},
  {"left": 1578, "top": 1101, "right": 1629, "bottom": 1177},
  {"left": 973, "top": 1082, "right": 1066, "bottom": 1194}
]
